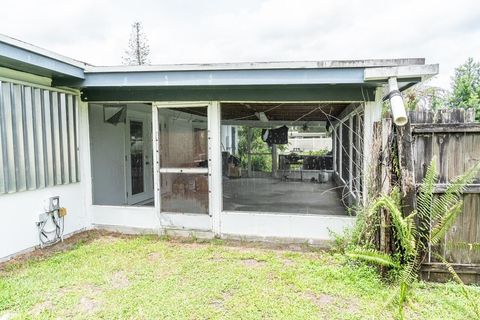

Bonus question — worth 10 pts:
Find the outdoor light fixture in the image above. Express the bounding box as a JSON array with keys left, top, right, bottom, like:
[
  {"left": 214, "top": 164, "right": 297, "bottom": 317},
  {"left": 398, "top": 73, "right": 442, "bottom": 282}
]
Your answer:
[
  {"left": 255, "top": 112, "right": 269, "bottom": 122},
  {"left": 384, "top": 77, "right": 408, "bottom": 126}
]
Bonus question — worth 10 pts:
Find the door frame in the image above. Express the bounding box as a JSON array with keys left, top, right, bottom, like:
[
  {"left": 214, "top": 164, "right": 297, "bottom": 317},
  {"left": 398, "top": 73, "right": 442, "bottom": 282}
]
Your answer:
[
  {"left": 125, "top": 111, "right": 153, "bottom": 205},
  {"left": 152, "top": 101, "right": 222, "bottom": 234}
]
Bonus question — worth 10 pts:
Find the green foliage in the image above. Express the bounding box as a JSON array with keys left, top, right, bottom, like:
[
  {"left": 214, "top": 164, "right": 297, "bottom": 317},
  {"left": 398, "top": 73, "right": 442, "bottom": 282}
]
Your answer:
[
  {"left": 415, "top": 159, "right": 438, "bottom": 250},
  {"left": 400, "top": 58, "right": 480, "bottom": 116},
  {"left": 404, "top": 85, "right": 447, "bottom": 111},
  {"left": 301, "top": 149, "right": 329, "bottom": 156},
  {"left": 347, "top": 158, "right": 480, "bottom": 319},
  {"left": 430, "top": 201, "right": 463, "bottom": 244},
  {"left": 237, "top": 127, "right": 272, "bottom": 172},
  {"left": 368, "top": 188, "right": 417, "bottom": 258},
  {"left": 346, "top": 248, "right": 399, "bottom": 268},
  {"left": 0, "top": 234, "right": 478, "bottom": 319},
  {"left": 449, "top": 57, "right": 480, "bottom": 120},
  {"left": 236, "top": 126, "right": 288, "bottom": 172},
  {"left": 434, "top": 253, "right": 480, "bottom": 318},
  {"left": 447, "top": 241, "right": 480, "bottom": 251}
]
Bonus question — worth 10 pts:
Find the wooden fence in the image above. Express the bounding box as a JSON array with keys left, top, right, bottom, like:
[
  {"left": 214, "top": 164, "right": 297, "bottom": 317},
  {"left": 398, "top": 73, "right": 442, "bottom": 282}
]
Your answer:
[
  {"left": 410, "top": 109, "right": 480, "bottom": 284},
  {"left": 371, "top": 108, "right": 480, "bottom": 284}
]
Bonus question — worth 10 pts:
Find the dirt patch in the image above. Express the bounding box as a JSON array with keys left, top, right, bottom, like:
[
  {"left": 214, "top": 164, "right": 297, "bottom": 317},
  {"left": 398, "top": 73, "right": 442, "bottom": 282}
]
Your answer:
[
  {"left": 110, "top": 271, "right": 130, "bottom": 289},
  {"left": 93, "top": 234, "right": 125, "bottom": 245},
  {"left": 0, "top": 312, "right": 17, "bottom": 320},
  {"left": 282, "top": 258, "right": 296, "bottom": 266},
  {"left": 210, "top": 291, "right": 232, "bottom": 310},
  {"left": 0, "top": 230, "right": 132, "bottom": 271},
  {"left": 241, "top": 258, "right": 266, "bottom": 268},
  {"left": 76, "top": 284, "right": 103, "bottom": 314},
  {"left": 31, "top": 300, "right": 54, "bottom": 316},
  {"left": 79, "top": 297, "right": 101, "bottom": 314},
  {"left": 305, "top": 292, "right": 337, "bottom": 308},
  {"left": 304, "top": 292, "right": 360, "bottom": 314},
  {"left": 345, "top": 298, "right": 360, "bottom": 313},
  {"left": 209, "top": 256, "right": 225, "bottom": 263},
  {"left": 161, "top": 236, "right": 325, "bottom": 253},
  {"left": 147, "top": 252, "right": 163, "bottom": 261}
]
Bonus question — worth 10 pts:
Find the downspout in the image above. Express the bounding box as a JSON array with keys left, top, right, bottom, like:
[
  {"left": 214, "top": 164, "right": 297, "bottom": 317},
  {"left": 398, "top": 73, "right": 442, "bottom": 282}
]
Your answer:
[{"left": 384, "top": 77, "right": 408, "bottom": 126}]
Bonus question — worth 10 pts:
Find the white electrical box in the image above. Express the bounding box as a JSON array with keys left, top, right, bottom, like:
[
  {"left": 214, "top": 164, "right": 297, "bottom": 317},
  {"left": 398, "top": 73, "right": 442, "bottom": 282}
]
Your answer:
[{"left": 49, "top": 196, "right": 60, "bottom": 211}]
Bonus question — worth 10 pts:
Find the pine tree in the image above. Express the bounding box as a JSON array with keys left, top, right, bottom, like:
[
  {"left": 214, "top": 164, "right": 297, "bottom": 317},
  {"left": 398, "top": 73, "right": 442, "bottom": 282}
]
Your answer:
[{"left": 122, "top": 22, "right": 150, "bottom": 66}]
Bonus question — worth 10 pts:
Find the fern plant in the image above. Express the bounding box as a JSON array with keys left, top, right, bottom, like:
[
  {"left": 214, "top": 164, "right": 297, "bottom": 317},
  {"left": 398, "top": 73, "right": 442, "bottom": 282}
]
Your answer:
[{"left": 347, "top": 157, "right": 480, "bottom": 319}]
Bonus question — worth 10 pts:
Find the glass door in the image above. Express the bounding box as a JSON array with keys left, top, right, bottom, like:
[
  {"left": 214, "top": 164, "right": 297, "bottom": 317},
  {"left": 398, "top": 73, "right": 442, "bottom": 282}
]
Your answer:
[
  {"left": 126, "top": 113, "right": 153, "bottom": 205},
  {"left": 156, "top": 105, "right": 210, "bottom": 217}
]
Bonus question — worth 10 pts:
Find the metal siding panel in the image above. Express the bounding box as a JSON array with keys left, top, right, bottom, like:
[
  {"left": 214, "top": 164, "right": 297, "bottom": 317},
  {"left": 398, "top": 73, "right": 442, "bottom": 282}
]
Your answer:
[
  {"left": 50, "top": 92, "right": 62, "bottom": 185},
  {"left": 0, "top": 80, "right": 80, "bottom": 196},
  {"left": 73, "top": 97, "right": 80, "bottom": 182},
  {"left": 1, "top": 83, "right": 16, "bottom": 192},
  {"left": 0, "top": 82, "right": 6, "bottom": 194},
  {"left": 43, "top": 90, "right": 54, "bottom": 187},
  {"left": 24, "top": 86, "right": 37, "bottom": 190},
  {"left": 33, "top": 88, "right": 46, "bottom": 188},
  {"left": 59, "top": 93, "right": 70, "bottom": 184},
  {"left": 12, "top": 84, "right": 27, "bottom": 191},
  {"left": 67, "top": 95, "right": 77, "bottom": 183}
]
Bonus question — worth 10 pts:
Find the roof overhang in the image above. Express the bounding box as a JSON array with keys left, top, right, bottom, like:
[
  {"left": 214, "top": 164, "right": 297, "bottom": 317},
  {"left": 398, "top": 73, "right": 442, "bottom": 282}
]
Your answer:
[
  {"left": 0, "top": 34, "right": 439, "bottom": 102},
  {"left": 364, "top": 64, "right": 439, "bottom": 82},
  {"left": 0, "top": 34, "right": 85, "bottom": 80}
]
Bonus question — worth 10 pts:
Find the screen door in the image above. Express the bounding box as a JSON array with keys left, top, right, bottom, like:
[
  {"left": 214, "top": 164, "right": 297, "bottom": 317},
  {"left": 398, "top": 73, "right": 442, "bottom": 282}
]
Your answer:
[{"left": 156, "top": 105, "right": 210, "bottom": 218}]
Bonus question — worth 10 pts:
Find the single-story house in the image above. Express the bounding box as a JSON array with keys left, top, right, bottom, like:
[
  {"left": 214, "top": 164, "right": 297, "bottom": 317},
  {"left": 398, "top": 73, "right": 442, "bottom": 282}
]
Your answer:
[{"left": 0, "top": 34, "right": 438, "bottom": 261}]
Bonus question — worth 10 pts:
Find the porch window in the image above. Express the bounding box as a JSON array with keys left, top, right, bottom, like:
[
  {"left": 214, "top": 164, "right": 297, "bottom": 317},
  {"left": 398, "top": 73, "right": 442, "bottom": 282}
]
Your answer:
[
  {"left": 332, "top": 110, "right": 364, "bottom": 205},
  {"left": 220, "top": 102, "right": 348, "bottom": 216}
]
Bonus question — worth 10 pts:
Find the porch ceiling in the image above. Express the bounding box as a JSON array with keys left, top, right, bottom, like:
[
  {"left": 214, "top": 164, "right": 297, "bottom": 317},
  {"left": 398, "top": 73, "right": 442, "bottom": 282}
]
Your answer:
[
  {"left": 220, "top": 102, "right": 349, "bottom": 121},
  {"left": 173, "top": 102, "right": 352, "bottom": 122}
]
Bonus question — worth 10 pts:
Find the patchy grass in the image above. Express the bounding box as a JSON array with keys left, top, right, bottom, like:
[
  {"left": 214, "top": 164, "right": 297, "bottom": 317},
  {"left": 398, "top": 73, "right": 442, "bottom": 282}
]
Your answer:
[{"left": 0, "top": 231, "right": 478, "bottom": 319}]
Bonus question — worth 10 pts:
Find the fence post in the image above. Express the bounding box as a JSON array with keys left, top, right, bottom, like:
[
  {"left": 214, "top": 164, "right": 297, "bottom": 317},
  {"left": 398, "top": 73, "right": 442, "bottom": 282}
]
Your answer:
[
  {"left": 396, "top": 121, "right": 416, "bottom": 216},
  {"left": 380, "top": 119, "right": 393, "bottom": 254}
]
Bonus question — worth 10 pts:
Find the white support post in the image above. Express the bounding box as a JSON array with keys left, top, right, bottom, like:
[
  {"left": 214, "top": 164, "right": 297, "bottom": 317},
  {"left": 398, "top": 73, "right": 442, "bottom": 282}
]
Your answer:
[
  {"left": 247, "top": 127, "right": 252, "bottom": 178},
  {"left": 332, "top": 125, "right": 337, "bottom": 173},
  {"left": 348, "top": 116, "right": 353, "bottom": 195},
  {"left": 356, "top": 114, "right": 362, "bottom": 198},
  {"left": 272, "top": 144, "right": 278, "bottom": 178},
  {"left": 339, "top": 123, "right": 343, "bottom": 180},
  {"left": 208, "top": 101, "right": 222, "bottom": 236},
  {"left": 78, "top": 99, "right": 93, "bottom": 226},
  {"left": 363, "top": 87, "right": 383, "bottom": 203},
  {"left": 152, "top": 106, "right": 162, "bottom": 232}
]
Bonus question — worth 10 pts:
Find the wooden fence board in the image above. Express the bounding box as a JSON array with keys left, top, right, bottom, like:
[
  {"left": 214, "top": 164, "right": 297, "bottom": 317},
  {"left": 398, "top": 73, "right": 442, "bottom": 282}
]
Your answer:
[{"left": 408, "top": 109, "right": 480, "bottom": 283}]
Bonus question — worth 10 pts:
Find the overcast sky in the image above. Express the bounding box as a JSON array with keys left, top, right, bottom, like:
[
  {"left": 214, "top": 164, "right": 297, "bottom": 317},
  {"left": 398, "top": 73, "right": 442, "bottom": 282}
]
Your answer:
[{"left": 1, "top": 0, "right": 479, "bottom": 89}]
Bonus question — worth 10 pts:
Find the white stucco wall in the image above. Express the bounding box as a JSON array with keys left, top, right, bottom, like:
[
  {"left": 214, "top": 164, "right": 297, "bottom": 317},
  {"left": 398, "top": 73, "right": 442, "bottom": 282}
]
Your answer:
[
  {"left": 89, "top": 104, "right": 127, "bottom": 205},
  {"left": 0, "top": 80, "right": 91, "bottom": 261},
  {"left": 0, "top": 183, "right": 89, "bottom": 260}
]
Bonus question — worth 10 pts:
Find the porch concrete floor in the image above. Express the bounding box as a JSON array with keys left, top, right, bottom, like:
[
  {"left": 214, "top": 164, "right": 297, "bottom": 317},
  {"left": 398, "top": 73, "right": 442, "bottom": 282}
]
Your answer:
[{"left": 223, "top": 177, "right": 347, "bottom": 215}]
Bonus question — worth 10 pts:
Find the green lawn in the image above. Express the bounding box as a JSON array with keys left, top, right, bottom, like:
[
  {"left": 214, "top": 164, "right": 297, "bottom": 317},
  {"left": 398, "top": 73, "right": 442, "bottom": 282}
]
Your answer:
[{"left": 0, "top": 232, "right": 478, "bottom": 319}]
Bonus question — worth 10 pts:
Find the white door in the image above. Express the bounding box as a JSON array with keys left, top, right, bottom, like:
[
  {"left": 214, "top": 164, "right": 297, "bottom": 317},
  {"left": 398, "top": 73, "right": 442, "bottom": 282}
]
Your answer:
[{"left": 126, "top": 113, "right": 153, "bottom": 205}]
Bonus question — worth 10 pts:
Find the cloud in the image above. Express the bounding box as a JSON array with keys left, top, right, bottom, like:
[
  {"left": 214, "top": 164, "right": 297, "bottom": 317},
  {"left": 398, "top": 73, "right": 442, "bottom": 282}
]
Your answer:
[{"left": 0, "top": 0, "right": 479, "bottom": 88}]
